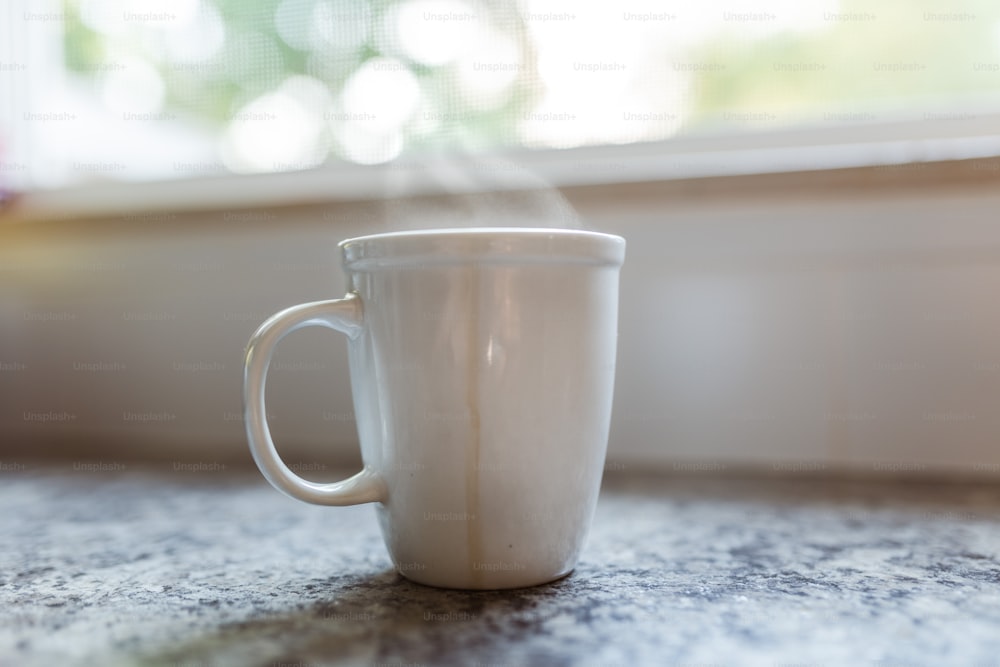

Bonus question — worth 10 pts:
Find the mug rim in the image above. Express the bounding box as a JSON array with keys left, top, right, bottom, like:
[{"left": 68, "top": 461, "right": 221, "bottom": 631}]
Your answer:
[{"left": 339, "top": 227, "right": 625, "bottom": 269}]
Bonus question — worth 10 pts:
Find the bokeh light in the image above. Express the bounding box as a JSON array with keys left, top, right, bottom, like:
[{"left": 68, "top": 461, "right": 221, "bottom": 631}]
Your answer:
[
  {"left": 162, "top": 1, "right": 226, "bottom": 64},
  {"left": 455, "top": 28, "right": 521, "bottom": 109},
  {"left": 339, "top": 57, "right": 421, "bottom": 133},
  {"left": 391, "top": 0, "right": 478, "bottom": 66},
  {"left": 311, "top": 0, "right": 372, "bottom": 54},
  {"left": 100, "top": 57, "right": 166, "bottom": 114},
  {"left": 35, "top": 0, "right": 1000, "bottom": 184},
  {"left": 274, "top": 0, "right": 316, "bottom": 51},
  {"left": 221, "top": 76, "right": 331, "bottom": 173}
]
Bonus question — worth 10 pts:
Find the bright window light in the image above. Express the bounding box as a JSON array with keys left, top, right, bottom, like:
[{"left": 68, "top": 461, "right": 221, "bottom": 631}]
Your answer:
[{"left": 3, "top": 0, "right": 1000, "bottom": 190}]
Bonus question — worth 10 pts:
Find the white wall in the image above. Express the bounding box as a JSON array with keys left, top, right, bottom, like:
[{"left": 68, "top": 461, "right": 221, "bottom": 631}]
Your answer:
[
  {"left": 590, "top": 184, "right": 1000, "bottom": 476},
  {"left": 2, "top": 176, "right": 1000, "bottom": 477}
]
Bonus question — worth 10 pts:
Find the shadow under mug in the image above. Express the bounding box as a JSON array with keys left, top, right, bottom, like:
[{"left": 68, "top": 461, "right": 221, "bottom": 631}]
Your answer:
[{"left": 244, "top": 228, "right": 626, "bottom": 589}]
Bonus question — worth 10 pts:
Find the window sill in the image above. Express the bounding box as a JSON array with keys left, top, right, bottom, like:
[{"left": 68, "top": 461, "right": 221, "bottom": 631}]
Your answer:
[{"left": 5, "top": 113, "right": 1000, "bottom": 224}]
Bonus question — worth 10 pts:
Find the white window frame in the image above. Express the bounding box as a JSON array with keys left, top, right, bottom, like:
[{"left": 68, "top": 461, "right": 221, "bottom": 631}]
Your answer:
[
  {"left": 4, "top": 0, "right": 1000, "bottom": 221},
  {"left": 6, "top": 109, "right": 1000, "bottom": 223}
]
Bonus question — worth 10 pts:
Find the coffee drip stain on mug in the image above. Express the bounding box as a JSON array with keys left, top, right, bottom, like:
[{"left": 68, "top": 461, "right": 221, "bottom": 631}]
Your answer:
[{"left": 464, "top": 263, "right": 485, "bottom": 588}]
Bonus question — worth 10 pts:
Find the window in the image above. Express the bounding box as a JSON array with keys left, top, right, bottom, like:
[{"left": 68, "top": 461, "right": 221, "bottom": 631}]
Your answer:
[{"left": 3, "top": 0, "right": 1000, "bottom": 191}]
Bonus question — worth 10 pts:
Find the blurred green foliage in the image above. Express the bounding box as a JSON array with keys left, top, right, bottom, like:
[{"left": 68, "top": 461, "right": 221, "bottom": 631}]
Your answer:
[
  {"left": 61, "top": 0, "right": 1000, "bottom": 163},
  {"left": 689, "top": 0, "right": 1000, "bottom": 127},
  {"left": 61, "top": 0, "right": 536, "bottom": 159}
]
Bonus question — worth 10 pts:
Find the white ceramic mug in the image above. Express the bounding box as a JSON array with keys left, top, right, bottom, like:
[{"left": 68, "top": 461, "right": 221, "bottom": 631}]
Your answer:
[{"left": 244, "top": 228, "right": 625, "bottom": 589}]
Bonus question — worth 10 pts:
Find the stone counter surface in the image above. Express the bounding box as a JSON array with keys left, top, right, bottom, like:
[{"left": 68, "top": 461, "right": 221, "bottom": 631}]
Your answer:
[{"left": 2, "top": 466, "right": 999, "bottom": 666}]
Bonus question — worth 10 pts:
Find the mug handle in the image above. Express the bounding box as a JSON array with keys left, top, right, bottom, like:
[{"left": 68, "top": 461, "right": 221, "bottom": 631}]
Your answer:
[{"left": 243, "top": 293, "right": 386, "bottom": 505}]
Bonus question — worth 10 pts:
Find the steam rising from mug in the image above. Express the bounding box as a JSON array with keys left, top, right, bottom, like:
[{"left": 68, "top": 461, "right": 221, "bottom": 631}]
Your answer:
[{"left": 369, "top": 154, "right": 583, "bottom": 232}]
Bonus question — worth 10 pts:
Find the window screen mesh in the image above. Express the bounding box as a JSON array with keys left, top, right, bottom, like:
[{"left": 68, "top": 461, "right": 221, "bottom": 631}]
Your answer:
[{"left": 4, "top": 0, "right": 1000, "bottom": 187}]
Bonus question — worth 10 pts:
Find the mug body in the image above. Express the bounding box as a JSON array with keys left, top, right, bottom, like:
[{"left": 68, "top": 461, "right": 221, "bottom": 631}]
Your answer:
[{"left": 341, "top": 228, "right": 624, "bottom": 589}]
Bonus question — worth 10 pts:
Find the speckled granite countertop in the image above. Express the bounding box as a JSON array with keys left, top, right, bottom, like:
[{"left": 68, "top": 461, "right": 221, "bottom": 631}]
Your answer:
[{"left": 2, "top": 465, "right": 1000, "bottom": 667}]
